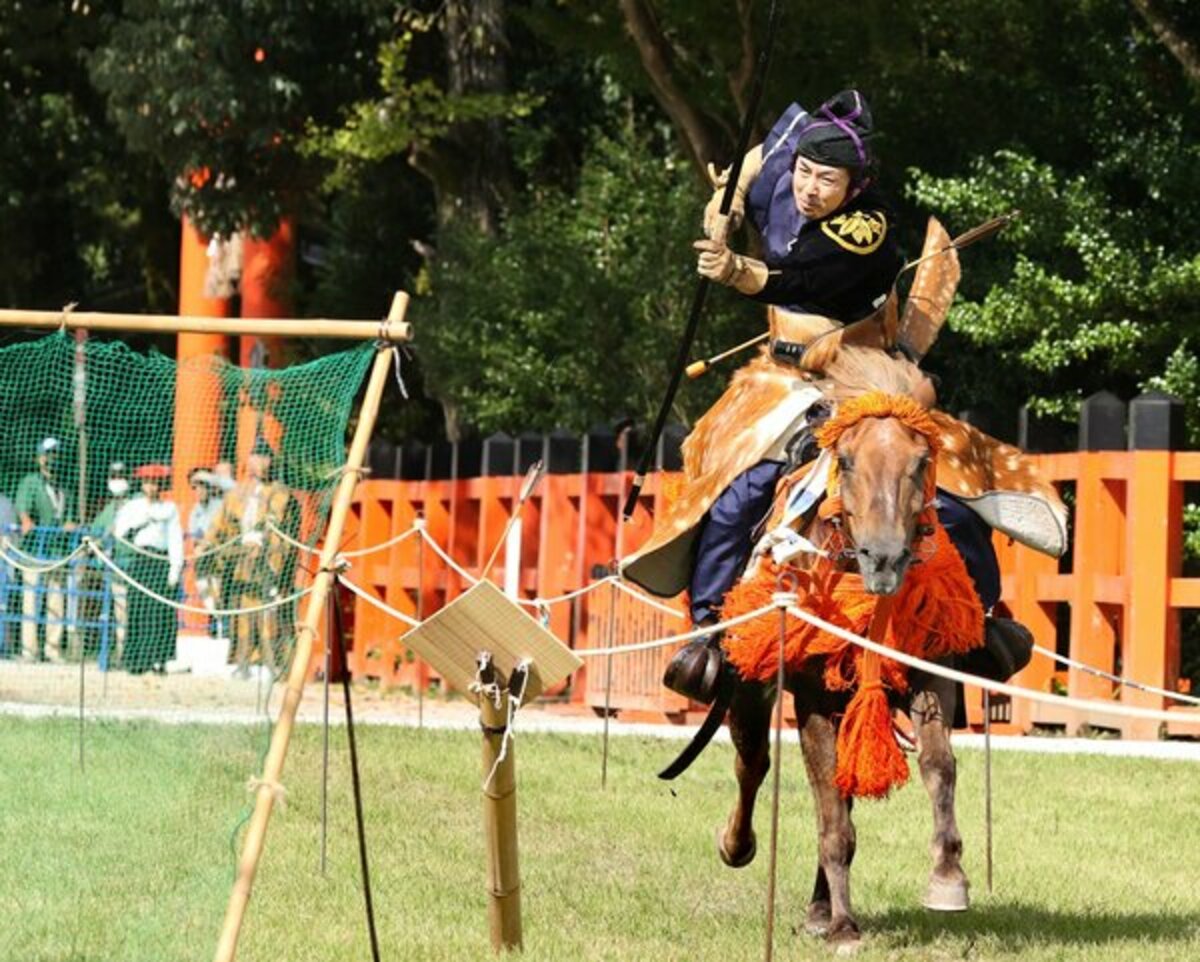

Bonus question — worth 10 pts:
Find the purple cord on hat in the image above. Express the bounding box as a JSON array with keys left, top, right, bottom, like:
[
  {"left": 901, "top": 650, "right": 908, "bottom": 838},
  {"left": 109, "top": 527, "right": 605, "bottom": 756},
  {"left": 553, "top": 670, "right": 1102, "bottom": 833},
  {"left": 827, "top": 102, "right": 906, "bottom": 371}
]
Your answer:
[{"left": 794, "top": 90, "right": 868, "bottom": 169}]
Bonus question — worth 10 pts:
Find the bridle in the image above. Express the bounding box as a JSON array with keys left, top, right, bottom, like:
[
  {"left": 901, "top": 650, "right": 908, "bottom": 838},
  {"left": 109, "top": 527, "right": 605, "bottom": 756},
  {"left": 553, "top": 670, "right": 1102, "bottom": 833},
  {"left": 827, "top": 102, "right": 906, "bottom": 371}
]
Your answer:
[{"left": 809, "top": 391, "right": 943, "bottom": 573}]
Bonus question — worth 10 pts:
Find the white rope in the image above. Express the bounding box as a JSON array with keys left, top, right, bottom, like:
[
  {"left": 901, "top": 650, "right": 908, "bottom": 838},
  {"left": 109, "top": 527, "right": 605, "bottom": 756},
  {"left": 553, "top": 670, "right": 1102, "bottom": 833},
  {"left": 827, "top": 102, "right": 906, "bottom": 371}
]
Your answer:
[
  {"left": 575, "top": 602, "right": 780, "bottom": 658},
  {"left": 418, "top": 527, "right": 480, "bottom": 584},
  {"left": 478, "top": 660, "right": 528, "bottom": 792},
  {"left": 263, "top": 520, "right": 316, "bottom": 554},
  {"left": 246, "top": 775, "right": 288, "bottom": 811},
  {"left": 265, "top": 519, "right": 420, "bottom": 560},
  {"left": 514, "top": 577, "right": 613, "bottom": 608},
  {"left": 784, "top": 604, "right": 1188, "bottom": 725},
  {"left": 85, "top": 539, "right": 313, "bottom": 616},
  {"left": 336, "top": 575, "right": 420, "bottom": 627},
  {"left": 613, "top": 579, "right": 687, "bottom": 618},
  {"left": 1031, "top": 642, "right": 1200, "bottom": 707},
  {"left": 0, "top": 538, "right": 90, "bottom": 574},
  {"left": 112, "top": 529, "right": 245, "bottom": 562}
]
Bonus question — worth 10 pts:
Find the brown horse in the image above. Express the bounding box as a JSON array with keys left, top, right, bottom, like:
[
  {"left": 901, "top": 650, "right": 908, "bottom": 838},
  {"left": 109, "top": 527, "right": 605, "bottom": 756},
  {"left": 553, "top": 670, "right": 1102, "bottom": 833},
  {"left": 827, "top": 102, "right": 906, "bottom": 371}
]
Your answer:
[{"left": 716, "top": 347, "right": 971, "bottom": 950}]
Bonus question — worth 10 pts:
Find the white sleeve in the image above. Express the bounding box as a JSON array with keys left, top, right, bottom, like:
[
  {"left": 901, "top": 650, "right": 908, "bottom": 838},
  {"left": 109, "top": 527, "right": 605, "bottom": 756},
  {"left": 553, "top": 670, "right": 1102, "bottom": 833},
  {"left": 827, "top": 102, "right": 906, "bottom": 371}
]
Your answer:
[
  {"left": 113, "top": 501, "right": 135, "bottom": 540},
  {"left": 166, "top": 505, "right": 185, "bottom": 582}
]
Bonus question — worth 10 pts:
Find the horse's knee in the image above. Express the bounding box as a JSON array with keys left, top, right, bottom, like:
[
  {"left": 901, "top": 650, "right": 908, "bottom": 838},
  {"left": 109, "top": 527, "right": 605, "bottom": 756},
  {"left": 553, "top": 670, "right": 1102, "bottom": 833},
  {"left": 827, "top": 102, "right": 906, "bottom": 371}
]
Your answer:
[{"left": 819, "top": 822, "right": 856, "bottom": 869}]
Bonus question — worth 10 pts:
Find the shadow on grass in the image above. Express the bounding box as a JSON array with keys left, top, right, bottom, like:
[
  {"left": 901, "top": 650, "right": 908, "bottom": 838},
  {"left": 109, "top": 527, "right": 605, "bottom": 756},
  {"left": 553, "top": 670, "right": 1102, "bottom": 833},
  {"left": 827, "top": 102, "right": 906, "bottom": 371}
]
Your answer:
[{"left": 860, "top": 902, "right": 1200, "bottom": 947}]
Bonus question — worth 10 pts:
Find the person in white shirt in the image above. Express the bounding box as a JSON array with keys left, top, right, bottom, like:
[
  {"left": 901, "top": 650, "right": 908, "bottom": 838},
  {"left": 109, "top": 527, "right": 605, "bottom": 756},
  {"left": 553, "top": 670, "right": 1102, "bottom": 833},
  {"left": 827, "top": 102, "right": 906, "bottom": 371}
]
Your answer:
[{"left": 114, "top": 464, "right": 183, "bottom": 674}]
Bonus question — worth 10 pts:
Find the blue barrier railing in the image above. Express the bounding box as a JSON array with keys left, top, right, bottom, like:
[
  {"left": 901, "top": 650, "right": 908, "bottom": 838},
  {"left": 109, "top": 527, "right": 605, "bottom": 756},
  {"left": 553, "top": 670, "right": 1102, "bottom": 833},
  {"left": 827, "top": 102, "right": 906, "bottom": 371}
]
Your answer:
[{"left": 0, "top": 524, "right": 193, "bottom": 670}]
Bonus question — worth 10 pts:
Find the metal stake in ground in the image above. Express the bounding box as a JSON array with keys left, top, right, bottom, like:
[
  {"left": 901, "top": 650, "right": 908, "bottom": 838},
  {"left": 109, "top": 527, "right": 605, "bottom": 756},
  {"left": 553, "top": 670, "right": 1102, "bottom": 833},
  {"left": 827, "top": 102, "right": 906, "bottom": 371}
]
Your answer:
[
  {"left": 320, "top": 599, "right": 333, "bottom": 876},
  {"left": 416, "top": 516, "right": 426, "bottom": 730},
  {"left": 763, "top": 593, "right": 791, "bottom": 962},
  {"left": 984, "top": 689, "right": 994, "bottom": 894},
  {"left": 334, "top": 579, "right": 382, "bottom": 962}
]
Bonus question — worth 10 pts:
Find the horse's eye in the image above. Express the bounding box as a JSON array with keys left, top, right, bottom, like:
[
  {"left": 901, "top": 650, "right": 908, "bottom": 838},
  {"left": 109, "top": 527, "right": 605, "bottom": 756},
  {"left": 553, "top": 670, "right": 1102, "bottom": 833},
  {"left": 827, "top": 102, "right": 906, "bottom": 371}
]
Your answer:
[
  {"left": 837, "top": 454, "right": 854, "bottom": 474},
  {"left": 913, "top": 454, "right": 930, "bottom": 477}
]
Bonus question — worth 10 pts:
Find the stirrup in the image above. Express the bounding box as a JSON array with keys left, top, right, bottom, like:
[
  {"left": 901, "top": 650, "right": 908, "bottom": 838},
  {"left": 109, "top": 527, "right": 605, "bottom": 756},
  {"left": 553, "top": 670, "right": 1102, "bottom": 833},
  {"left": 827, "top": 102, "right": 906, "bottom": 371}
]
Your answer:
[{"left": 662, "top": 631, "right": 727, "bottom": 704}]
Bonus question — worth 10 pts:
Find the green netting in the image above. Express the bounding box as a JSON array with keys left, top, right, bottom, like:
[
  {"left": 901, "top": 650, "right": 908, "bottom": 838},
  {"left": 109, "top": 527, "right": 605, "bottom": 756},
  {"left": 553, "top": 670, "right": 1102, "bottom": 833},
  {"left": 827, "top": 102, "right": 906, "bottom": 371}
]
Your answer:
[
  {"left": 0, "top": 331, "right": 379, "bottom": 959},
  {"left": 0, "top": 331, "right": 373, "bottom": 685}
]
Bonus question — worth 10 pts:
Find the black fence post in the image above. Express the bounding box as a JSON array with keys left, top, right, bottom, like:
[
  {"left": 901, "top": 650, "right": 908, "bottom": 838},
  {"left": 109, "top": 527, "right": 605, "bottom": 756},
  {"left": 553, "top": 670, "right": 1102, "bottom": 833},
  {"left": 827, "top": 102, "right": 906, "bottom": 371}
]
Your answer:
[
  {"left": 1128, "top": 390, "right": 1185, "bottom": 451},
  {"left": 1079, "top": 390, "right": 1126, "bottom": 451}
]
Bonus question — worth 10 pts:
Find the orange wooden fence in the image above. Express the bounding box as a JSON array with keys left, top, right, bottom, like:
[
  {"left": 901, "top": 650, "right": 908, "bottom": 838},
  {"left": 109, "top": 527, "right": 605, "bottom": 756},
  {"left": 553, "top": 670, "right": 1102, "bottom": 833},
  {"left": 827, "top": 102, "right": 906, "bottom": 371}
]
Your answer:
[{"left": 324, "top": 447, "right": 1199, "bottom": 738}]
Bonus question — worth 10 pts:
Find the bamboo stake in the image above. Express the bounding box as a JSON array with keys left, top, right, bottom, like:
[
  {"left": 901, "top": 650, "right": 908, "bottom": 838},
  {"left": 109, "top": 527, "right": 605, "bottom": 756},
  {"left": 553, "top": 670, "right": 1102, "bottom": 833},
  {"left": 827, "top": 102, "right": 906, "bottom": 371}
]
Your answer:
[
  {"left": 212, "top": 292, "right": 407, "bottom": 962},
  {"left": 479, "top": 655, "right": 523, "bottom": 953},
  {"left": 0, "top": 307, "right": 412, "bottom": 342}
]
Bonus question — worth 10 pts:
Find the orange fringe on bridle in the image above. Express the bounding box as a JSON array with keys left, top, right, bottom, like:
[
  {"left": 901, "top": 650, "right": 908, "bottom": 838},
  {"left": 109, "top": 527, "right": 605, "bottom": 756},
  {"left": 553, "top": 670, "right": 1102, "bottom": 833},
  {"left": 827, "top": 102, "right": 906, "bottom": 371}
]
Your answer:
[{"left": 720, "top": 392, "right": 983, "bottom": 800}]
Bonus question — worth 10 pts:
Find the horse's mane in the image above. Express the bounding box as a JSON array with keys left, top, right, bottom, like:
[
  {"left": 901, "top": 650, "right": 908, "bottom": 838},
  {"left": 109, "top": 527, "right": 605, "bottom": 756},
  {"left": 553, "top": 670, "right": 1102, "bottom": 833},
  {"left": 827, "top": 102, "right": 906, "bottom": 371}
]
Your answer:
[{"left": 816, "top": 346, "right": 933, "bottom": 406}]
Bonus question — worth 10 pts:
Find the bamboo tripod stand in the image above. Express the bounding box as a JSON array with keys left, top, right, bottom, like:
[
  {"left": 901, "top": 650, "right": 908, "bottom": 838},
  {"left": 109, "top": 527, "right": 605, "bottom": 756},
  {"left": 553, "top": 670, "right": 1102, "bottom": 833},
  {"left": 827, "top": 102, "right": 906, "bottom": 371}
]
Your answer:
[
  {"left": 0, "top": 290, "right": 413, "bottom": 961},
  {"left": 213, "top": 293, "right": 410, "bottom": 962}
]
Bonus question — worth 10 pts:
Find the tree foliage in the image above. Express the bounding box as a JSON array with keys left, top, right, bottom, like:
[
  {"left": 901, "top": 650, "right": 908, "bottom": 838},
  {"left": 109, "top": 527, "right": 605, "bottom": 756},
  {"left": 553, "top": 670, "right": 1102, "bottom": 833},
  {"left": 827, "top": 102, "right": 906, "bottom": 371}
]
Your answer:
[
  {"left": 421, "top": 121, "right": 757, "bottom": 433},
  {"left": 90, "top": 0, "right": 391, "bottom": 237}
]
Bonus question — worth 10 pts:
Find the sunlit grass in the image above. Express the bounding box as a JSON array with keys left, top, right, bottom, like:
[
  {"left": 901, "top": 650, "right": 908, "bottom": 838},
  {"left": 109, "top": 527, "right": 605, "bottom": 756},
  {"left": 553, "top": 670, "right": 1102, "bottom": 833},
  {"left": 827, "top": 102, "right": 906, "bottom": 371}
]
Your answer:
[{"left": 2, "top": 716, "right": 1198, "bottom": 961}]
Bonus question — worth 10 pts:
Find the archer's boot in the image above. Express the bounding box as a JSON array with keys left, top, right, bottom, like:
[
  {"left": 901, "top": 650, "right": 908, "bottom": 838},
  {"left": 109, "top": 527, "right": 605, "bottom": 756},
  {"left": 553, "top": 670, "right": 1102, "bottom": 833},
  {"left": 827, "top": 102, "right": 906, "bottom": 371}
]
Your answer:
[
  {"left": 958, "top": 616, "right": 1034, "bottom": 682},
  {"left": 663, "top": 630, "right": 728, "bottom": 704}
]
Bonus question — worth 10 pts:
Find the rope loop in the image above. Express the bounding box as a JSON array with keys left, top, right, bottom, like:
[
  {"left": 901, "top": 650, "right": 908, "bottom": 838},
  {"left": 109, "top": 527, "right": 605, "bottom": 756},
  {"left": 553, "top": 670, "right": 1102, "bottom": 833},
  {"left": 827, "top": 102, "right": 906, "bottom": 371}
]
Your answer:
[{"left": 246, "top": 776, "right": 289, "bottom": 811}]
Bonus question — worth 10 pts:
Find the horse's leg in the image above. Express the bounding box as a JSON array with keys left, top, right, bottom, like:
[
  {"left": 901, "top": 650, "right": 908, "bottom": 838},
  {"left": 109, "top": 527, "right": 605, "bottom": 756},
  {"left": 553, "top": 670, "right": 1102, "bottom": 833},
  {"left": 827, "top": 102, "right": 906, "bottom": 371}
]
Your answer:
[
  {"left": 798, "top": 708, "right": 861, "bottom": 947},
  {"left": 911, "top": 675, "right": 970, "bottom": 911},
  {"left": 717, "top": 681, "right": 772, "bottom": 868}
]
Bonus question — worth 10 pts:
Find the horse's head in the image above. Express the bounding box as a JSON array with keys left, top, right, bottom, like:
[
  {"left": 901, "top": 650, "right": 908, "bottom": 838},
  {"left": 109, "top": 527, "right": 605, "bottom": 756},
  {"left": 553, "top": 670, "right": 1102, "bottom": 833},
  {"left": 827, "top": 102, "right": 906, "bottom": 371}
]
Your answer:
[{"left": 816, "top": 350, "right": 940, "bottom": 596}]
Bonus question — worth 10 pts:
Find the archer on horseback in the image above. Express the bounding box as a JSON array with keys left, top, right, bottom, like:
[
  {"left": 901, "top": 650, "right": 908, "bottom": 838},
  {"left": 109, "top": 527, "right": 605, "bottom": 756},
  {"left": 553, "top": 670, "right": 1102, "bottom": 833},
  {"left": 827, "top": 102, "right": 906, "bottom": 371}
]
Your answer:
[{"left": 621, "top": 90, "right": 1043, "bottom": 710}]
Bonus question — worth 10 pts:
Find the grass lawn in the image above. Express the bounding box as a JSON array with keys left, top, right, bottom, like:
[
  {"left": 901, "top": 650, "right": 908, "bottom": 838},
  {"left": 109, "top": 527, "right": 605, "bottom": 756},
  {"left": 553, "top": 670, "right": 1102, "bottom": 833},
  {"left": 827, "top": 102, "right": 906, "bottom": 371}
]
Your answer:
[{"left": 1, "top": 715, "right": 1198, "bottom": 961}]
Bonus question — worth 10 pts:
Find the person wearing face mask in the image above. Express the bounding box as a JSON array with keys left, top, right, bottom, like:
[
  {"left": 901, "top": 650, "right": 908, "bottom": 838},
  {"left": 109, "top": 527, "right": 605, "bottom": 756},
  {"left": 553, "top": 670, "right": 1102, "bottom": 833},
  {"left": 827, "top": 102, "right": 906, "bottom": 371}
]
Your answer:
[
  {"left": 92, "top": 461, "right": 132, "bottom": 664},
  {"left": 114, "top": 464, "right": 184, "bottom": 674},
  {"left": 14, "top": 437, "right": 74, "bottom": 662}
]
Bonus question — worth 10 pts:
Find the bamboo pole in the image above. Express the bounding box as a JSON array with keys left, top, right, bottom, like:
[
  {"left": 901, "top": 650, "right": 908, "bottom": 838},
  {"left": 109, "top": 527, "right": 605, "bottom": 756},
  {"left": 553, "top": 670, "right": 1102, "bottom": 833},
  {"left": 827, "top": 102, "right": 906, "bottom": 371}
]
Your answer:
[
  {"left": 0, "top": 307, "right": 412, "bottom": 342},
  {"left": 212, "top": 292, "right": 408, "bottom": 962},
  {"left": 480, "top": 659, "right": 523, "bottom": 953}
]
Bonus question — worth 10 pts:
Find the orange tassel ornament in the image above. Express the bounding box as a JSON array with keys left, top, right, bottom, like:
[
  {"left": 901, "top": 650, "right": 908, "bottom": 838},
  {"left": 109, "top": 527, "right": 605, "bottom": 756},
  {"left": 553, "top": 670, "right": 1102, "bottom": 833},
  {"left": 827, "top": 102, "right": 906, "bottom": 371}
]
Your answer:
[{"left": 719, "top": 392, "right": 984, "bottom": 800}]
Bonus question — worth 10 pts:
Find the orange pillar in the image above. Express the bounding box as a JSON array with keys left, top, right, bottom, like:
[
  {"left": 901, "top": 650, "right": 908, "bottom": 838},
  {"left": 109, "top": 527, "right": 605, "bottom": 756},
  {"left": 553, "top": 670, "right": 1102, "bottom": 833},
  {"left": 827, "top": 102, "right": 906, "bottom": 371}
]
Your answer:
[
  {"left": 1066, "top": 454, "right": 1124, "bottom": 732},
  {"left": 175, "top": 215, "right": 233, "bottom": 632},
  {"left": 1123, "top": 450, "right": 1182, "bottom": 738},
  {"left": 236, "top": 218, "right": 294, "bottom": 467},
  {"left": 174, "top": 215, "right": 232, "bottom": 500}
]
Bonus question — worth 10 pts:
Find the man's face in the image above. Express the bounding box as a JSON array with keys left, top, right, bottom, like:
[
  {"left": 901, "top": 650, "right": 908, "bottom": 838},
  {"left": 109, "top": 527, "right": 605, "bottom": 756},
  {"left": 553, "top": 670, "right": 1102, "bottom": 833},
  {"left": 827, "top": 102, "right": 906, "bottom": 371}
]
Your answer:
[
  {"left": 38, "top": 452, "right": 57, "bottom": 478},
  {"left": 792, "top": 156, "right": 852, "bottom": 220},
  {"left": 142, "top": 479, "right": 160, "bottom": 499}
]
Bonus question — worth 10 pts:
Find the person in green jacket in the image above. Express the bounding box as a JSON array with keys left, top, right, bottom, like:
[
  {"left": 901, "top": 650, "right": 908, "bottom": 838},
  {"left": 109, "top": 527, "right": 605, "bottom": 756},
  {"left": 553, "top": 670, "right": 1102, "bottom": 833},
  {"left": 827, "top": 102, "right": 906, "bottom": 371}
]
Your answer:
[{"left": 13, "top": 437, "right": 74, "bottom": 662}]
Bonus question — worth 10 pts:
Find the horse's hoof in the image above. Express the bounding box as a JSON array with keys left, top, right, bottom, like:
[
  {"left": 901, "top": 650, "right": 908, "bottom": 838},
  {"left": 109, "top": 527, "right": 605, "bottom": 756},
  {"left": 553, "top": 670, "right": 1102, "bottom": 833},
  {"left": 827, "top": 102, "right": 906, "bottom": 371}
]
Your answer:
[
  {"left": 803, "top": 899, "right": 831, "bottom": 936},
  {"left": 715, "top": 824, "right": 756, "bottom": 868},
  {"left": 826, "top": 918, "right": 862, "bottom": 954},
  {"left": 923, "top": 874, "right": 970, "bottom": 912}
]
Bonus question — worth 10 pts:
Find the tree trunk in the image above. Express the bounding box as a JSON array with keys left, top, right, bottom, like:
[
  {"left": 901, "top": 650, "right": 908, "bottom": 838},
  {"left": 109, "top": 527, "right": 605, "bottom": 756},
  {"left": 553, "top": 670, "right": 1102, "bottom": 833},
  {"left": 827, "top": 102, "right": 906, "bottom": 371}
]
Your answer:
[
  {"left": 1130, "top": 0, "right": 1200, "bottom": 84},
  {"left": 412, "top": 0, "right": 514, "bottom": 440},
  {"left": 412, "top": 0, "right": 514, "bottom": 233},
  {"left": 617, "top": 0, "right": 734, "bottom": 175}
]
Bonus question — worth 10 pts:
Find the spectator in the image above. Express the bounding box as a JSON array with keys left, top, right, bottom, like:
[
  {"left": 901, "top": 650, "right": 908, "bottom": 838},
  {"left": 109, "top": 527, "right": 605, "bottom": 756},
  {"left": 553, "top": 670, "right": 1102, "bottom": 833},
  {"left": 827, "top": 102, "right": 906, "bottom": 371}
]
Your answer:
[
  {"left": 14, "top": 437, "right": 73, "bottom": 662},
  {"left": 198, "top": 438, "right": 295, "bottom": 673},
  {"left": 187, "top": 468, "right": 226, "bottom": 637},
  {"left": 92, "top": 461, "right": 132, "bottom": 664},
  {"left": 0, "top": 489, "right": 16, "bottom": 657},
  {"left": 114, "top": 464, "right": 183, "bottom": 674}
]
